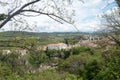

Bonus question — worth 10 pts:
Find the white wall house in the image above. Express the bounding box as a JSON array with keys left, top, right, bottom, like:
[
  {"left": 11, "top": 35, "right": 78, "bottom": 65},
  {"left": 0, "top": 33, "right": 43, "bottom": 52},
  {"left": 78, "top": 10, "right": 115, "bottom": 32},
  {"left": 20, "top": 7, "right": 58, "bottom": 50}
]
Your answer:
[
  {"left": 2, "top": 50, "right": 11, "bottom": 55},
  {"left": 47, "top": 43, "right": 67, "bottom": 50}
]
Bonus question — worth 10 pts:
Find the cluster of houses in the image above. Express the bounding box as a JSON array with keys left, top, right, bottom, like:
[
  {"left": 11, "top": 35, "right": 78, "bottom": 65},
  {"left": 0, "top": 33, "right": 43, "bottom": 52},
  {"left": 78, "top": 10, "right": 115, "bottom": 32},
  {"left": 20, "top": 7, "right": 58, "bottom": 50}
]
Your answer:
[
  {"left": 38, "top": 40, "right": 99, "bottom": 51},
  {"left": 1, "top": 35, "right": 116, "bottom": 55},
  {"left": 1, "top": 40, "right": 98, "bottom": 55},
  {"left": 37, "top": 35, "right": 115, "bottom": 51}
]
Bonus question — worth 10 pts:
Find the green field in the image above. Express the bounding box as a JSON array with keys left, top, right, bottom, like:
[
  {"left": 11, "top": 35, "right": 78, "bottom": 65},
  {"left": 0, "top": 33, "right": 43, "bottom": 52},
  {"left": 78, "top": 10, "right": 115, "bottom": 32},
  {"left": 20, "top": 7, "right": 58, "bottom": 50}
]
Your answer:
[{"left": 0, "top": 31, "right": 85, "bottom": 49}]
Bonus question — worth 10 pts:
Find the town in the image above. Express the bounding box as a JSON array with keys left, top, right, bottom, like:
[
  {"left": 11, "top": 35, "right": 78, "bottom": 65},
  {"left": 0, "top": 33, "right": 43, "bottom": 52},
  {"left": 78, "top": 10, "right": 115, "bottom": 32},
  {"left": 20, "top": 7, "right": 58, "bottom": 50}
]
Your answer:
[{"left": 0, "top": 32, "right": 116, "bottom": 55}]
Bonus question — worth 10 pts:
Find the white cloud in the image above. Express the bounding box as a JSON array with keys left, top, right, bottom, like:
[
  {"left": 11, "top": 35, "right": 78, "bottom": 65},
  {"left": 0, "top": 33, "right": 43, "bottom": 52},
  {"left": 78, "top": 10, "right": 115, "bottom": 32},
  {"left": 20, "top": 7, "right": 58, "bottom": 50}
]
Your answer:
[
  {"left": 0, "top": 0, "right": 116, "bottom": 32},
  {"left": 70, "top": 0, "right": 117, "bottom": 32}
]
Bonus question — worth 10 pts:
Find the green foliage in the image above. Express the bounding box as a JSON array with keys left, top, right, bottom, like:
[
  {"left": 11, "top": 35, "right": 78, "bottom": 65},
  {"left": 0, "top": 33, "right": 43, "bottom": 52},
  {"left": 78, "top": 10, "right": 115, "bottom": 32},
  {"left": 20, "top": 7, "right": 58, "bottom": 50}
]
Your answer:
[
  {"left": 0, "top": 46, "right": 119, "bottom": 80},
  {"left": 0, "top": 53, "right": 27, "bottom": 77},
  {"left": 46, "top": 49, "right": 58, "bottom": 58},
  {"left": 64, "top": 37, "right": 81, "bottom": 45},
  {"left": 6, "top": 73, "right": 24, "bottom": 80},
  {"left": 65, "top": 74, "right": 78, "bottom": 80},
  {"left": 63, "top": 49, "right": 72, "bottom": 59},
  {"left": 34, "top": 70, "right": 64, "bottom": 80},
  {"left": 33, "top": 69, "right": 79, "bottom": 80},
  {"left": 72, "top": 46, "right": 91, "bottom": 55},
  {"left": 0, "top": 31, "right": 120, "bottom": 80},
  {"left": 59, "top": 54, "right": 91, "bottom": 75},
  {"left": 28, "top": 51, "right": 48, "bottom": 68},
  {"left": 22, "top": 38, "right": 37, "bottom": 50},
  {"left": 46, "top": 49, "right": 65, "bottom": 59},
  {"left": 83, "top": 60, "right": 101, "bottom": 80},
  {"left": 0, "top": 31, "right": 84, "bottom": 49},
  {"left": 0, "top": 63, "right": 12, "bottom": 80},
  {"left": 95, "top": 50, "right": 120, "bottom": 80}
]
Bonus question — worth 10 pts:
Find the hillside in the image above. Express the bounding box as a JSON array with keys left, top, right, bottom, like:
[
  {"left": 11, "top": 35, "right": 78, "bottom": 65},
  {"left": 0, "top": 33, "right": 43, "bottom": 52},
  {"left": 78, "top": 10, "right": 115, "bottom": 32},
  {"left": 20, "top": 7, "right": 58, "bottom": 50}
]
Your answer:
[{"left": 0, "top": 31, "right": 85, "bottom": 49}]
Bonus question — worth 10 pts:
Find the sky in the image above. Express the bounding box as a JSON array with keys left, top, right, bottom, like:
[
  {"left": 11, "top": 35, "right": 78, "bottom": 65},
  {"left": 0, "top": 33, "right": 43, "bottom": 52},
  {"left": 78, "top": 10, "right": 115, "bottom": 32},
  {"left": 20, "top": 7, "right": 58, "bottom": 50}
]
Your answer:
[{"left": 0, "top": 0, "right": 118, "bottom": 32}]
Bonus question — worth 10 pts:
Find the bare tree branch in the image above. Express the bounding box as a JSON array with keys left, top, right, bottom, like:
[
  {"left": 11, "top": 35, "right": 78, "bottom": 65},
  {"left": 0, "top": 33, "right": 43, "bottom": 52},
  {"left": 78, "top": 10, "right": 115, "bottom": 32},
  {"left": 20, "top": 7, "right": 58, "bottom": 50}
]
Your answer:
[
  {"left": 0, "top": 0, "right": 40, "bottom": 28},
  {"left": 21, "top": 9, "right": 73, "bottom": 24},
  {"left": 20, "top": 13, "right": 41, "bottom": 17},
  {"left": 0, "top": 0, "right": 83, "bottom": 30},
  {"left": 48, "top": 15, "right": 63, "bottom": 24}
]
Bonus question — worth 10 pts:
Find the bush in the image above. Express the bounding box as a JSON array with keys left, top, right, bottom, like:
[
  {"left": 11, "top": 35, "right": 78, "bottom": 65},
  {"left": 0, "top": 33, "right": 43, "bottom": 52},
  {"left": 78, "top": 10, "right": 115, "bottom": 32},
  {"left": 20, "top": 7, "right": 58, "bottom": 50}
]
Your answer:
[
  {"left": 59, "top": 54, "right": 91, "bottom": 75},
  {"left": 46, "top": 49, "right": 65, "bottom": 59},
  {"left": 33, "top": 69, "right": 80, "bottom": 80},
  {"left": 0, "top": 63, "right": 12, "bottom": 80},
  {"left": 34, "top": 70, "right": 65, "bottom": 80},
  {"left": 83, "top": 60, "right": 101, "bottom": 80},
  {"left": 95, "top": 50, "right": 120, "bottom": 80},
  {"left": 28, "top": 51, "right": 48, "bottom": 68},
  {"left": 72, "top": 46, "right": 91, "bottom": 55},
  {"left": 63, "top": 50, "right": 72, "bottom": 59}
]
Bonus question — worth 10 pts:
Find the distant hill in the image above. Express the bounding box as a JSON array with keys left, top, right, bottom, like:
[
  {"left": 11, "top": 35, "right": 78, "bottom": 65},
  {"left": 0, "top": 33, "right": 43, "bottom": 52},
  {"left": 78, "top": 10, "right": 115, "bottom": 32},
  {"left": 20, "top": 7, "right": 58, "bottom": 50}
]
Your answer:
[{"left": 0, "top": 31, "right": 91, "bottom": 37}]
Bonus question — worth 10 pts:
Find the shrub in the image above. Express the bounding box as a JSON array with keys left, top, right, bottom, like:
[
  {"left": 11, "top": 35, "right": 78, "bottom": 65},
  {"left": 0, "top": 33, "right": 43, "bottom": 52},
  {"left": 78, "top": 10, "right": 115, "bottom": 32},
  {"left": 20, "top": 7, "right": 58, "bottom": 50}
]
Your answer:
[
  {"left": 95, "top": 50, "right": 120, "bottom": 80},
  {"left": 59, "top": 54, "right": 91, "bottom": 75},
  {"left": 63, "top": 49, "right": 72, "bottom": 59},
  {"left": 34, "top": 70, "right": 65, "bottom": 80},
  {"left": 83, "top": 60, "right": 101, "bottom": 80},
  {"left": 28, "top": 51, "right": 48, "bottom": 68},
  {"left": 72, "top": 46, "right": 90, "bottom": 55}
]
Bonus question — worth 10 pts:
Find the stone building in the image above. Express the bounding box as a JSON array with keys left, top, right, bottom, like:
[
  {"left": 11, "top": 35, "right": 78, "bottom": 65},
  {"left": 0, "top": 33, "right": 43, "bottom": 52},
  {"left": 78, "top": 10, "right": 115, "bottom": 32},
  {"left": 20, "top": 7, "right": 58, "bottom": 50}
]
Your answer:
[{"left": 47, "top": 43, "right": 67, "bottom": 50}]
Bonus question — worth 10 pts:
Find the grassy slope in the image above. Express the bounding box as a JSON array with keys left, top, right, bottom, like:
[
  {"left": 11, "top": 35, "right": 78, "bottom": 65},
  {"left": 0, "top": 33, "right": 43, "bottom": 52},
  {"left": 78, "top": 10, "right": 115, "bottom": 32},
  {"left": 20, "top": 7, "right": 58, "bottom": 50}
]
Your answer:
[{"left": 0, "top": 31, "right": 84, "bottom": 49}]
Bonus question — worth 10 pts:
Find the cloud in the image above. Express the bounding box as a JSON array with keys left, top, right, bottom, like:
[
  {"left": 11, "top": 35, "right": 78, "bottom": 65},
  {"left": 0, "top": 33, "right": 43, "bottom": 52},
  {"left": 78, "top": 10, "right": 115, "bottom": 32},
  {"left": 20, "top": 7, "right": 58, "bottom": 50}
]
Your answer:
[
  {"left": 70, "top": 0, "right": 117, "bottom": 32},
  {"left": 0, "top": 0, "right": 117, "bottom": 32}
]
